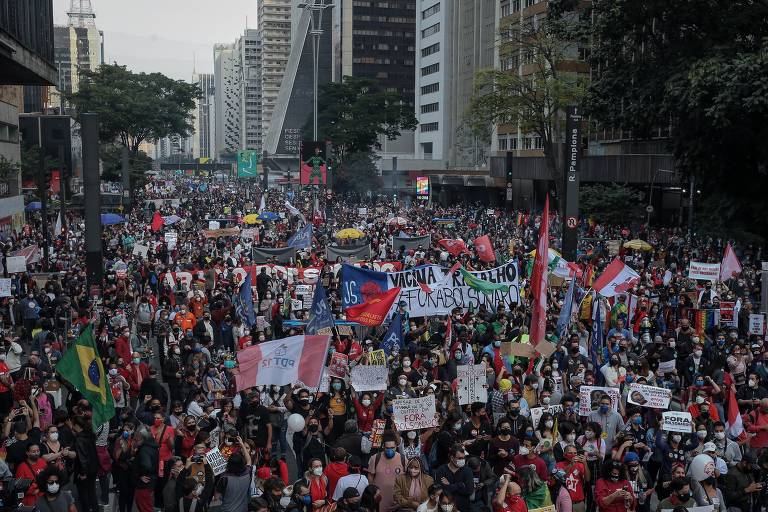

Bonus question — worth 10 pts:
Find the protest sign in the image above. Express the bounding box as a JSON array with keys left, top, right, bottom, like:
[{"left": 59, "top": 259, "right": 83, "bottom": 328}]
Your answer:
[
  {"left": 530, "top": 405, "right": 564, "bottom": 429},
  {"left": 662, "top": 411, "right": 694, "bottom": 433},
  {"left": 658, "top": 359, "right": 676, "bottom": 374},
  {"left": 393, "top": 395, "right": 440, "bottom": 430},
  {"left": 337, "top": 325, "right": 354, "bottom": 337},
  {"left": 457, "top": 364, "right": 488, "bottom": 405},
  {"left": 164, "top": 231, "right": 178, "bottom": 250},
  {"left": 719, "top": 302, "right": 736, "bottom": 327},
  {"left": 241, "top": 228, "right": 258, "bottom": 241},
  {"left": 606, "top": 240, "right": 621, "bottom": 257},
  {"left": 358, "top": 208, "right": 367, "bottom": 216},
  {"left": 206, "top": 447, "right": 228, "bottom": 476},
  {"left": 350, "top": 365, "right": 388, "bottom": 392},
  {"left": 5, "top": 256, "right": 26, "bottom": 274},
  {"left": 328, "top": 353, "right": 349, "bottom": 378},
  {"left": 0, "top": 279, "right": 11, "bottom": 297},
  {"left": 370, "top": 419, "right": 386, "bottom": 448},
  {"left": 688, "top": 262, "right": 721, "bottom": 281},
  {"left": 749, "top": 314, "right": 765, "bottom": 335},
  {"left": 291, "top": 299, "right": 303, "bottom": 311},
  {"left": 535, "top": 341, "right": 557, "bottom": 357},
  {"left": 208, "top": 220, "right": 220, "bottom": 230},
  {"left": 367, "top": 349, "right": 387, "bottom": 365},
  {"left": 627, "top": 383, "right": 672, "bottom": 409},
  {"left": 132, "top": 244, "right": 149, "bottom": 258},
  {"left": 578, "top": 386, "right": 620, "bottom": 416},
  {"left": 505, "top": 342, "right": 537, "bottom": 358}
]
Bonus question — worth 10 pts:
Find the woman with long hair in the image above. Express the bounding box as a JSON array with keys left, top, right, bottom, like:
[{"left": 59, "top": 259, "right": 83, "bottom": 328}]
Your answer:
[
  {"left": 393, "top": 458, "right": 434, "bottom": 512},
  {"left": 518, "top": 465, "right": 552, "bottom": 509},
  {"left": 360, "top": 484, "right": 381, "bottom": 512}
]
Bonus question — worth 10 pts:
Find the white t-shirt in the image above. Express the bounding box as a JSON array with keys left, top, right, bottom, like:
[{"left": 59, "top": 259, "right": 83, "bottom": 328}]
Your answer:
[
  {"left": 332, "top": 474, "right": 369, "bottom": 501},
  {"left": 416, "top": 501, "right": 438, "bottom": 512}
]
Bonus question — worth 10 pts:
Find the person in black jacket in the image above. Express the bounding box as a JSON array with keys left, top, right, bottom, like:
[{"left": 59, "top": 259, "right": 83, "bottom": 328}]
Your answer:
[
  {"left": 432, "top": 444, "right": 473, "bottom": 512},
  {"left": 163, "top": 342, "right": 185, "bottom": 403},
  {"left": 138, "top": 367, "right": 169, "bottom": 409},
  {"left": 72, "top": 416, "right": 99, "bottom": 512},
  {"left": 132, "top": 426, "right": 160, "bottom": 512}
]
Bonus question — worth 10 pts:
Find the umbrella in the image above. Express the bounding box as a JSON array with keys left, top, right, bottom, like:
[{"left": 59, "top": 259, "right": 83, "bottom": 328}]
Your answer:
[
  {"left": 387, "top": 217, "right": 408, "bottom": 226},
  {"left": 24, "top": 202, "right": 41, "bottom": 212},
  {"left": 242, "top": 214, "right": 262, "bottom": 224},
  {"left": 100, "top": 213, "right": 126, "bottom": 225},
  {"left": 258, "top": 211, "right": 280, "bottom": 221},
  {"left": 335, "top": 228, "right": 365, "bottom": 240},
  {"left": 623, "top": 239, "right": 653, "bottom": 251}
]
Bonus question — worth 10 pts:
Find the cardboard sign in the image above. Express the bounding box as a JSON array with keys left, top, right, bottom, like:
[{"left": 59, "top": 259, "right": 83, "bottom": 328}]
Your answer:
[
  {"left": 132, "top": 244, "right": 149, "bottom": 258},
  {"left": 350, "top": 365, "right": 388, "bottom": 392},
  {"left": 337, "top": 325, "right": 354, "bottom": 336},
  {"left": 370, "top": 419, "right": 386, "bottom": 447},
  {"left": 457, "top": 364, "right": 488, "bottom": 405},
  {"left": 662, "top": 411, "right": 694, "bottom": 433},
  {"left": 241, "top": 228, "right": 258, "bottom": 241},
  {"left": 393, "top": 395, "right": 440, "bottom": 430},
  {"left": 627, "top": 383, "right": 672, "bottom": 409},
  {"left": 328, "top": 352, "right": 349, "bottom": 379},
  {"left": 530, "top": 404, "right": 564, "bottom": 429},
  {"left": 505, "top": 342, "right": 537, "bottom": 358},
  {"left": 687, "top": 261, "right": 720, "bottom": 281},
  {"left": 719, "top": 302, "right": 736, "bottom": 327},
  {"left": 0, "top": 279, "right": 10, "bottom": 297},
  {"left": 208, "top": 220, "right": 220, "bottom": 230},
  {"left": 367, "top": 349, "right": 387, "bottom": 366},
  {"left": 657, "top": 359, "right": 676, "bottom": 374},
  {"left": 606, "top": 240, "right": 621, "bottom": 257},
  {"left": 578, "top": 386, "right": 620, "bottom": 416},
  {"left": 164, "top": 231, "right": 178, "bottom": 250},
  {"left": 749, "top": 314, "right": 765, "bottom": 335},
  {"left": 205, "top": 447, "right": 228, "bottom": 476},
  {"left": 535, "top": 341, "right": 557, "bottom": 357},
  {"left": 5, "top": 256, "right": 26, "bottom": 274}
]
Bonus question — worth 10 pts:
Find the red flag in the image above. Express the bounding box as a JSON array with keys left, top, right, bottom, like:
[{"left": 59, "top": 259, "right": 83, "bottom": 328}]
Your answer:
[
  {"left": 720, "top": 243, "right": 742, "bottom": 281},
  {"left": 472, "top": 235, "right": 496, "bottom": 263},
  {"left": 438, "top": 239, "right": 469, "bottom": 256},
  {"left": 592, "top": 258, "right": 641, "bottom": 297},
  {"left": 530, "top": 196, "right": 549, "bottom": 346},
  {"left": 417, "top": 281, "right": 432, "bottom": 294},
  {"left": 345, "top": 287, "right": 402, "bottom": 327},
  {"left": 727, "top": 386, "right": 746, "bottom": 441},
  {"left": 151, "top": 211, "right": 164, "bottom": 232}
]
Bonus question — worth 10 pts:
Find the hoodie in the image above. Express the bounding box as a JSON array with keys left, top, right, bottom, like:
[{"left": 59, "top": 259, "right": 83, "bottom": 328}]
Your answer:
[{"left": 132, "top": 437, "right": 160, "bottom": 489}]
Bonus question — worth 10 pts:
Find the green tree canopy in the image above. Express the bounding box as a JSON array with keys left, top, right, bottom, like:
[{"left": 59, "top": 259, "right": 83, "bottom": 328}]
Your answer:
[
  {"left": 579, "top": 184, "right": 643, "bottom": 225},
  {"left": 68, "top": 64, "right": 200, "bottom": 156}
]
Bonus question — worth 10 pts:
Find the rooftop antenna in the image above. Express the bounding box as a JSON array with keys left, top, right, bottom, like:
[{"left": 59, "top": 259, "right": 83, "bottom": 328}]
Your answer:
[{"left": 67, "top": 0, "right": 96, "bottom": 28}]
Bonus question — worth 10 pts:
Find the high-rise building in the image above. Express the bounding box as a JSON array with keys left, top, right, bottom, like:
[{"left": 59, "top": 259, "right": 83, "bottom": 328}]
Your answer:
[
  {"left": 213, "top": 43, "right": 241, "bottom": 156},
  {"left": 258, "top": 0, "right": 292, "bottom": 149},
  {"left": 341, "top": 0, "right": 416, "bottom": 105},
  {"left": 414, "top": 0, "right": 496, "bottom": 165},
  {"left": 50, "top": 0, "right": 104, "bottom": 112},
  {"left": 236, "top": 29, "right": 263, "bottom": 152},
  {"left": 192, "top": 73, "right": 214, "bottom": 159}
]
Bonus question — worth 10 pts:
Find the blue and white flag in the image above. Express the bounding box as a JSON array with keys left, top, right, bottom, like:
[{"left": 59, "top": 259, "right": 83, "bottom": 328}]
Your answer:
[
  {"left": 287, "top": 224, "right": 313, "bottom": 249},
  {"left": 557, "top": 278, "right": 576, "bottom": 340},
  {"left": 234, "top": 274, "right": 256, "bottom": 328},
  {"left": 306, "top": 284, "right": 334, "bottom": 335},
  {"left": 381, "top": 312, "right": 403, "bottom": 356},
  {"left": 591, "top": 299, "right": 603, "bottom": 375}
]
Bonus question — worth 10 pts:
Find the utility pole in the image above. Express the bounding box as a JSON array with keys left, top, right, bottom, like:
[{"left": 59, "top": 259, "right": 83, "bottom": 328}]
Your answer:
[
  {"left": 121, "top": 145, "right": 131, "bottom": 211},
  {"left": 58, "top": 145, "right": 67, "bottom": 232},
  {"left": 82, "top": 113, "right": 103, "bottom": 290},
  {"left": 299, "top": 0, "right": 332, "bottom": 140}
]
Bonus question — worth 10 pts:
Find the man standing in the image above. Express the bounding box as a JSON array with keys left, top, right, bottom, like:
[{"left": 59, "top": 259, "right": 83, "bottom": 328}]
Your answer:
[
  {"left": 744, "top": 398, "right": 768, "bottom": 450},
  {"left": 132, "top": 427, "right": 159, "bottom": 512},
  {"left": 433, "top": 444, "right": 473, "bottom": 512},
  {"left": 724, "top": 453, "right": 762, "bottom": 512},
  {"left": 369, "top": 434, "right": 407, "bottom": 512},
  {"left": 556, "top": 445, "right": 590, "bottom": 512},
  {"left": 588, "top": 394, "right": 625, "bottom": 453}
]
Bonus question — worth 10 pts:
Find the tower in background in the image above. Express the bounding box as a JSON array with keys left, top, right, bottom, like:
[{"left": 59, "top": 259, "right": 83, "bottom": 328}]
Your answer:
[
  {"left": 213, "top": 43, "right": 241, "bottom": 157},
  {"left": 258, "top": 0, "right": 292, "bottom": 151},
  {"left": 192, "top": 73, "right": 215, "bottom": 160}
]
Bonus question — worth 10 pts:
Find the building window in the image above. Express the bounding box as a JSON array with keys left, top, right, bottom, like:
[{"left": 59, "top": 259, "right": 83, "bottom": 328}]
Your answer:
[
  {"left": 578, "top": 46, "right": 591, "bottom": 61},
  {"left": 422, "top": 3, "right": 440, "bottom": 19},
  {"left": 511, "top": 0, "right": 520, "bottom": 11},
  {"left": 420, "top": 122, "right": 439, "bottom": 132},
  {"left": 421, "top": 42, "right": 440, "bottom": 57},
  {"left": 421, "top": 82, "right": 439, "bottom": 94},
  {"left": 501, "top": 3, "right": 511, "bottom": 17},
  {"left": 498, "top": 137, "right": 508, "bottom": 150},
  {"left": 421, "top": 23, "right": 440, "bottom": 38},
  {"left": 509, "top": 137, "right": 518, "bottom": 150},
  {"left": 533, "top": 136, "right": 543, "bottom": 149},
  {"left": 523, "top": 137, "right": 532, "bottom": 150},
  {"left": 421, "top": 63, "right": 439, "bottom": 76},
  {"left": 420, "top": 102, "right": 439, "bottom": 113}
]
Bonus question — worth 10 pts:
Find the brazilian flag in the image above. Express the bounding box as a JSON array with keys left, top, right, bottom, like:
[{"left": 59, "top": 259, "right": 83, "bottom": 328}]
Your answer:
[
  {"left": 56, "top": 324, "right": 115, "bottom": 427},
  {"left": 459, "top": 268, "right": 510, "bottom": 294}
]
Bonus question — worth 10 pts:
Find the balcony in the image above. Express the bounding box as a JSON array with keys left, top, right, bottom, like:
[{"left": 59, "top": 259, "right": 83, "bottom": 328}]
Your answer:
[{"left": 0, "top": 0, "right": 57, "bottom": 85}]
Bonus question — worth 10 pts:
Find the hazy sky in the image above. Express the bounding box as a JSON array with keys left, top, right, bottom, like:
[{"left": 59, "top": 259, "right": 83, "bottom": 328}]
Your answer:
[{"left": 53, "top": 0, "right": 260, "bottom": 81}]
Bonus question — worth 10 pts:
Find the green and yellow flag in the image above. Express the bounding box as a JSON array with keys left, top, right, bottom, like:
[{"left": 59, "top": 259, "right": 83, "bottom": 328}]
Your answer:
[
  {"left": 459, "top": 268, "right": 510, "bottom": 294},
  {"left": 56, "top": 324, "right": 115, "bottom": 427}
]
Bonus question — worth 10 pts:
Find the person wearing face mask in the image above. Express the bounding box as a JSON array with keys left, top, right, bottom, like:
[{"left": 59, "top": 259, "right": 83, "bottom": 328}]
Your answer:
[
  {"left": 35, "top": 465, "right": 77, "bottom": 512},
  {"left": 556, "top": 445, "right": 590, "bottom": 512},
  {"left": 710, "top": 422, "right": 741, "bottom": 467},
  {"left": 298, "top": 458, "right": 330, "bottom": 511},
  {"left": 433, "top": 445, "right": 472, "bottom": 512},
  {"left": 71, "top": 416, "right": 100, "bottom": 512},
  {"left": 522, "top": 375, "right": 540, "bottom": 408},
  {"left": 351, "top": 388, "right": 384, "bottom": 433},
  {"left": 123, "top": 351, "right": 149, "bottom": 409},
  {"left": 682, "top": 342, "right": 710, "bottom": 388},
  {"left": 394, "top": 458, "right": 434, "bottom": 512},
  {"left": 743, "top": 397, "right": 768, "bottom": 449},
  {"left": 237, "top": 390, "right": 273, "bottom": 458},
  {"left": 600, "top": 354, "right": 626, "bottom": 388},
  {"left": 15, "top": 442, "right": 48, "bottom": 506},
  {"left": 488, "top": 418, "right": 519, "bottom": 475},
  {"left": 150, "top": 411, "right": 175, "bottom": 480},
  {"left": 369, "top": 435, "right": 407, "bottom": 512},
  {"left": 655, "top": 477, "right": 696, "bottom": 512},
  {"left": 621, "top": 452, "right": 652, "bottom": 512},
  {"left": 552, "top": 423, "right": 577, "bottom": 463},
  {"left": 107, "top": 360, "right": 131, "bottom": 415},
  {"left": 595, "top": 461, "right": 635, "bottom": 512},
  {"left": 587, "top": 395, "right": 625, "bottom": 454},
  {"left": 459, "top": 402, "right": 492, "bottom": 457},
  {"left": 514, "top": 435, "right": 549, "bottom": 481},
  {"left": 162, "top": 341, "right": 185, "bottom": 403},
  {"left": 505, "top": 399, "right": 532, "bottom": 438},
  {"left": 736, "top": 371, "right": 768, "bottom": 413}
]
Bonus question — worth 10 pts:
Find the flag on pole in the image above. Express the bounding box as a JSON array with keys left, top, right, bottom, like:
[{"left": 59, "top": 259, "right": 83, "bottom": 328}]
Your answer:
[
  {"left": 234, "top": 274, "right": 256, "bottom": 328},
  {"left": 150, "top": 211, "right": 164, "bottom": 232},
  {"left": 258, "top": 194, "right": 266, "bottom": 213},
  {"left": 235, "top": 334, "right": 331, "bottom": 391},
  {"left": 55, "top": 212, "right": 62, "bottom": 235},
  {"left": 287, "top": 224, "right": 313, "bottom": 249},
  {"left": 472, "top": 235, "right": 496, "bottom": 262},
  {"left": 720, "top": 243, "right": 742, "bottom": 281},
  {"left": 345, "top": 287, "right": 402, "bottom": 326},
  {"left": 557, "top": 277, "right": 576, "bottom": 340},
  {"left": 56, "top": 324, "right": 115, "bottom": 427},
  {"left": 592, "top": 258, "right": 641, "bottom": 297},
  {"left": 438, "top": 239, "right": 469, "bottom": 256},
  {"left": 529, "top": 195, "right": 550, "bottom": 346},
  {"left": 381, "top": 312, "right": 403, "bottom": 356},
  {"left": 459, "top": 268, "right": 510, "bottom": 294},
  {"left": 591, "top": 302, "right": 603, "bottom": 371},
  {"left": 306, "top": 283, "right": 334, "bottom": 335},
  {"left": 727, "top": 386, "right": 746, "bottom": 441}
]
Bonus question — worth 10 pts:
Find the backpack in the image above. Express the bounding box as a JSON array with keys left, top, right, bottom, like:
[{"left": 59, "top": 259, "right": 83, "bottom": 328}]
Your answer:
[
  {"left": 372, "top": 450, "right": 407, "bottom": 475},
  {"left": 137, "top": 303, "right": 152, "bottom": 323}
]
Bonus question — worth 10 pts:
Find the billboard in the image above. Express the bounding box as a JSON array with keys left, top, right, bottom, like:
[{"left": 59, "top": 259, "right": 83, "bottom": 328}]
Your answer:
[
  {"left": 237, "top": 150, "right": 259, "bottom": 178},
  {"left": 300, "top": 140, "right": 327, "bottom": 185},
  {"left": 416, "top": 176, "right": 429, "bottom": 196}
]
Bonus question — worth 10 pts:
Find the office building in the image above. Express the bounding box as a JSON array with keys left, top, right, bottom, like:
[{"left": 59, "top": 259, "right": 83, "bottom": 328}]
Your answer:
[
  {"left": 237, "top": 29, "right": 263, "bottom": 152},
  {"left": 213, "top": 43, "right": 241, "bottom": 156},
  {"left": 192, "top": 73, "right": 214, "bottom": 159},
  {"left": 258, "top": 0, "right": 291, "bottom": 151}
]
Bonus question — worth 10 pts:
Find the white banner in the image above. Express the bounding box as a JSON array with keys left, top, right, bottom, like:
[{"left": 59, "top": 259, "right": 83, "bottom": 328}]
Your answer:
[
  {"left": 350, "top": 365, "right": 389, "bottom": 392},
  {"left": 132, "top": 244, "right": 149, "bottom": 258},
  {"left": 205, "top": 447, "right": 228, "bottom": 476},
  {"left": 530, "top": 404, "right": 564, "bottom": 429},
  {"left": 749, "top": 314, "right": 765, "bottom": 335},
  {"left": 627, "top": 383, "right": 672, "bottom": 409},
  {"left": 662, "top": 411, "right": 694, "bottom": 433},
  {"left": 578, "top": 386, "right": 620, "bottom": 416},
  {"left": 0, "top": 278, "right": 11, "bottom": 297},
  {"left": 457, "top": 364, "right": 488, "bottom": 405},
  {"left": 393, "top": 395, "right": 440, "bottom": 431},
  {"left": 5, "top": 256, "right": 26, "bottom": 274},
  {"left": 688, "top": 261, "right": 721, "bottom": 281},
  {"left": 165, "top": 231, "right": 178, "bottom": 251}
]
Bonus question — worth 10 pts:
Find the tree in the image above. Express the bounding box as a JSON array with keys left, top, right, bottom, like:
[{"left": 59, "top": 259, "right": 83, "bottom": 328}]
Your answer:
[
  {"left": 100, "top": 143, "right": 153, "bottom": 187},
  {"left": 579, "top": 184, "right": 643, "bottom": 225},
  {"left": 308, "top": 76, "right": 417, "bottom": 163},
  {"left": 587, "top": 1, "right": 768, "bottom": 239},
  {"left": 332, "top": 152, "right": 382, "bottom": 195},
  {"left": 20, "top": 147, "right": 56, "bottom": 184},
  {"left": 467, "top": 4, "right": 588, "bottom": 207},
  {"left": 68, "top": 64, "right": 200, "bottom": 157}
]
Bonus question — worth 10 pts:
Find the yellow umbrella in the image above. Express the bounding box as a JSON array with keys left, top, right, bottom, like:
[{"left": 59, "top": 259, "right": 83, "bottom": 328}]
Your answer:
[
  {"left": 335, "top": 228, "right": 365, "bottom": 239},
  {"left": 623, "top": 239, "right": 653, "bottom": 251},
  {"left": 242, "top": 214, "right": 262, "bottom": 225}
]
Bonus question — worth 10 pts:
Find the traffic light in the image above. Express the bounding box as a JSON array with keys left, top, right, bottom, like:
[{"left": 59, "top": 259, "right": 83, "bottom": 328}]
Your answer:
[{"left": 507, "top": 168, "right": 513, "bottom": 182}]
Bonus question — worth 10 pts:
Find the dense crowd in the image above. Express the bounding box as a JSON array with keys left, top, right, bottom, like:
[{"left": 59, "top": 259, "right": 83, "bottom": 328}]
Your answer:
[{"left": 0, "top": 173, "right": 765, "bottom": 512}]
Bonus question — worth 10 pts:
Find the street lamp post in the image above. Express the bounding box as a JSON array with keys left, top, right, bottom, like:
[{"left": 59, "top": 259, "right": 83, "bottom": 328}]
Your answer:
[
  {"left": 646, "top": 169, "right": 674, "bottom": 227},
  {"left": 298, "top": 0, "right": 332, "bottom": 140}
]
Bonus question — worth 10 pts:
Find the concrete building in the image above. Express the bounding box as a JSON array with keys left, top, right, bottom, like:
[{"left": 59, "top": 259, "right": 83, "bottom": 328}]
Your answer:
[
  {"left": 0, "top": 0, "right": 57, "bottom": 235},
  {"left": 236, "top": 29, "right": 263, "bottom": 153},
  {"left": 258, "top": 0, "right": 291, "bottom": 152},
  {"left": 192, "top": 72, "right": 214, "bottom": 159},
  {"left": 213, "top": 43, "right": 241, "bottom": 156},
  {"left": 414, "top": 0, "right": 496, "bottom": 165}
]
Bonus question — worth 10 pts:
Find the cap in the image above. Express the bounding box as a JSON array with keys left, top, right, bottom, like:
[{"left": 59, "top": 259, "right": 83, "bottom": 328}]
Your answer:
[
  {"left": 499, "top": 379, "right": 512, "bottom": 392},
  {"left": 623, "top": 452, "right": 640, "bottom": 464},
  {"left": 703, "top": 442, "right": 717, "bottom": 452},
  {"left": 342, "top": 487, "right": 360, "bottom": 499}
]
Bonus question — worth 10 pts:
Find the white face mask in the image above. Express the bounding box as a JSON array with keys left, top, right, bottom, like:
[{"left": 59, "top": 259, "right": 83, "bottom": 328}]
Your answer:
[
  {"left": 441, "top": 506, "right": 454, "bottom": 512},
  {"left": 313, "top": 466, "right": 323, "bottom": 476},
  {"left": 672, "top": 434, "right": 682, "bottom": 443},
  {"left": 694, "top": 350, "right": 703, "bottom": 357},
  {"left": 361, "top": 399, "right": 371, "bottom": 407},
  {"left": 584, "top": 431, "right": 595, "bottom": 439},
  {"left": 454, "top": 459, "right": 465, "bottom": 468},
  {"left": 398, "top": 379, "right": 407, "bottom": 386},
  {"left": 407, "top": 431, "right": 417, "bottom": 440},
  {"left": 280, "top": 497, "right": 292, "bottom": 507},
  {"left": 715, "top": 432, "right": 725, "bottom": 440},
  {"left": 695, "top": 396, "right": 705, "bottom": 404},
  {"left": 48, "top": 432, "right": 59, "bottom": 442},
  {"left": 552, "top": 362, "right": 559, "bottom": 370},
  {"left": 531, "top": 383, "right": 539, "bottom": 390},
  {"left": 542, "top": 396, "right": 551, "bottom": 405},
  {"left": 749, "top": 379, "right": 757, "bottom": 388},
  {"left": 402, "top": 360, "right": 411, "bottom": 368},
  {"left": 518, "top": 447, "right": 529, "bottom": 456},
  {"left": 696, "top": 430, "right": 707, "bottom": 439},
  {"left": 47, "top": 483, "right": 60, "bottom": 494},
  {"left": 545, "top": 420, "right": 554, "bottom": 428}
]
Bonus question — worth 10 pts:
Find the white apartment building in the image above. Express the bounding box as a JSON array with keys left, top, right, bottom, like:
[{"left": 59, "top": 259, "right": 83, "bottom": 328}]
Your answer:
[
  {"left": 258, "top": 0, "right": 292, "bottom": 153},
  {"left": 213, "top": 44, "right": 241, "bottom": 156}
]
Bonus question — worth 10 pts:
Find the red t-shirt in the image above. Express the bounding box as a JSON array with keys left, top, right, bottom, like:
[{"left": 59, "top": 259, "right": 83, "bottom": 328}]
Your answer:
[
  {"left": 493, "top": 494, "right": 528, "bottom": 512},
  {"left": 15, "top": 458, "right": 47, "bottom": 506},
  {"left": 513, "top": 454, "right": 548, "bottom": 482},
  {"left": 596, "top": 478, "right": 636, "bottom": 512},
  {"left": 556, "top": 460, "right": 587, "bottom": 503}
]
